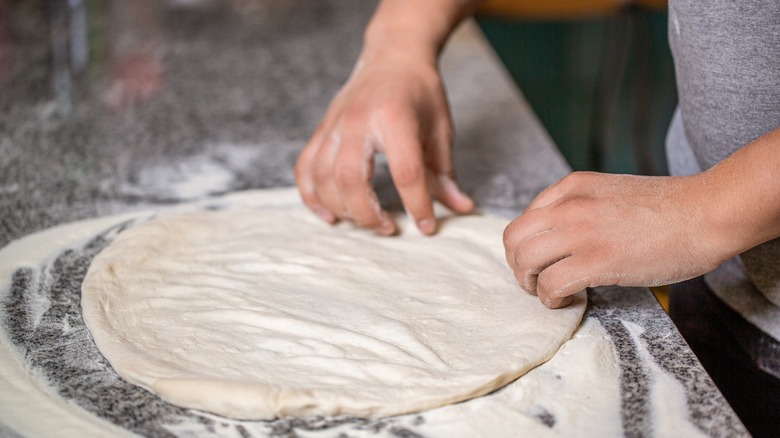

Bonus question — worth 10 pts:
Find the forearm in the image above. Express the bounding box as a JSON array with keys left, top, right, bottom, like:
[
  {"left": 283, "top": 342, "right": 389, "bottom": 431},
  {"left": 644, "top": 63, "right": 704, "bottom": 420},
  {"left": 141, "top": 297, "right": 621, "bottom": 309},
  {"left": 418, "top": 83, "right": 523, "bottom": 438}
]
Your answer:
[
  {"left": 700, "top": 126, "right": 780, "bottom": 260},
  {"left": 363, "top": 0, "right": 482, "bottom": 64}
]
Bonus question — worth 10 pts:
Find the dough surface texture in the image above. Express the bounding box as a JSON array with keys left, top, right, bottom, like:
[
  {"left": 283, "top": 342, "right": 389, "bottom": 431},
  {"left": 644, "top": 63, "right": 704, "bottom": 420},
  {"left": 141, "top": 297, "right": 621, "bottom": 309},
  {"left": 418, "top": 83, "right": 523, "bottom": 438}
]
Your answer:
[{"left": 81, "top": 203, "right": 586, "bottom": 420}]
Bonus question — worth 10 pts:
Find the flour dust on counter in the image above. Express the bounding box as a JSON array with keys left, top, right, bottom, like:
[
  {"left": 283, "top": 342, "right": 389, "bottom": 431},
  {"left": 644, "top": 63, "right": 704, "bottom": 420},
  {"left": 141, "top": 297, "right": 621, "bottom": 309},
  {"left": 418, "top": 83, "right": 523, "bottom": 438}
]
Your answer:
[
  {"left": 0, "top": 188, "right": 593, "bottom": 437},
  {"left": 118, "top": 141, "right": 299, "bottom": 203},
  {"left": 0, "top": 188, "right": 716, "bottom": 437}
]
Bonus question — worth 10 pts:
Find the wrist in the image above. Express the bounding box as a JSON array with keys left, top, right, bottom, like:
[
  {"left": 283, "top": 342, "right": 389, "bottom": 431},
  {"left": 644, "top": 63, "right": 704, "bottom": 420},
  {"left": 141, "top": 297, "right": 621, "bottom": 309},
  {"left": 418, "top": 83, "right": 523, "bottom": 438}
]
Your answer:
[
  {"left": 692, "top": 167, "right": 764, "bottom": 263},
  {"left": 668, "top": 173, "right": 737, "bottom": 269},
  {"left": 363, "top": 22, "right": 442, "bottom": 67},
  {"left": 362, "top": 0, "right": 480, "bottom": 66}
]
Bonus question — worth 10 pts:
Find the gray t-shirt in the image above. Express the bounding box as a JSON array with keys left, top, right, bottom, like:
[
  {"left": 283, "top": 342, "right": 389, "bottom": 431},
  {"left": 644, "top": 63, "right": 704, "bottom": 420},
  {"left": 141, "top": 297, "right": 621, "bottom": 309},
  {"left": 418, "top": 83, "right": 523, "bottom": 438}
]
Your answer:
[{"left": 666, "top": 0, "right": 780, "bottom": 341}]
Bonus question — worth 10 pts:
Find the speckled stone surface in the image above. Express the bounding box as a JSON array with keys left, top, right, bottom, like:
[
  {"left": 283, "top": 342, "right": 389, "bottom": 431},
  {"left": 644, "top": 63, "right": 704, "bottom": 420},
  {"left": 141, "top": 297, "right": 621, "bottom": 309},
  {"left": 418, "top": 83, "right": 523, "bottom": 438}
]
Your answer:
[{"left": 0, "top": 0, "right": 748, "bottom": 436}]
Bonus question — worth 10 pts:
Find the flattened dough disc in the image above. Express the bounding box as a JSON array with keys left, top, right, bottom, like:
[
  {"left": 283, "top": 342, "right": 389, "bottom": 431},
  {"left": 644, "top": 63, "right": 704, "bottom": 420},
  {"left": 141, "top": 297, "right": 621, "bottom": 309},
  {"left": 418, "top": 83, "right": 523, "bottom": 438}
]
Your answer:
[{"left": 81, "top": 197, "right": 586, "bottom": 420}]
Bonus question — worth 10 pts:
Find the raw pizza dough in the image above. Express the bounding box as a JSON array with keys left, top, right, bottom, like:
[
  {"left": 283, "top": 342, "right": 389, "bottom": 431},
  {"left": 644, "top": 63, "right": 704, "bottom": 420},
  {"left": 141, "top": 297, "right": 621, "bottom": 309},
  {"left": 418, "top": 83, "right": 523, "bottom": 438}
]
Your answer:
[{"left": 81, "top": 201, "right": 586, "bottom": 420}]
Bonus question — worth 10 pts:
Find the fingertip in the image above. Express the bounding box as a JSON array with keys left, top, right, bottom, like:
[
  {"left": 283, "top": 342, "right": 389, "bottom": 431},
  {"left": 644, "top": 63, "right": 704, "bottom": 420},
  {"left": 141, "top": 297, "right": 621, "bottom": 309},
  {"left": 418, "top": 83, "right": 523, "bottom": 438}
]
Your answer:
[
  {"left": 315, "top": 208, "right": 337, "bottom": 224},
  {"left": 417, "top": 218, "right": 436, "bottom": 235},
  {"left": 451, "top": 183, "right": 476, "bottom": 213},
  {"left": 377, "top": 213, "right": 398, "bottom": 236},
  {"left": 450, "top": 192, "right": 475, "bottom": 214},
  {"left": 378, "top": 221, "right": 398, "bottom": 236},
  {"left": 545, "top": 294, "right": 575, "bottom": 309},
  {"left": 460, "top": 195, "right": 476, "bottom": 213},
  {"left": 434, "top": 175, "right": 475, "bottom": 214}
]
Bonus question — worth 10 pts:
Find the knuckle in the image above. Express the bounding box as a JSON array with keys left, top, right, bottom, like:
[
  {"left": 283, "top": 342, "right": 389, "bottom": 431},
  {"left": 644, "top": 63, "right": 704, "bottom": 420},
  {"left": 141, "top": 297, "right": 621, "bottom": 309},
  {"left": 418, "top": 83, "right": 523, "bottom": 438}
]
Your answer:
[
  {"left": 502, "top": 224, "right": 515, "bottom": 248},
  {"left": 558, "top": 196, "right": 592, "bottom": 217},
  {"left": 564, "top": 171, "right": 596, "bottom": 186},
  {"left": 503, "top": 213, "right": 536, "bottom": 247},
  {"left": 511, "top": 249, "right": 529, "bottom": 271},
  {"left": 502, "top": 218, "right": 524, "bottom": 248},
  {"left": 553, "top": 172, "right": 590, "bottom": 196}
]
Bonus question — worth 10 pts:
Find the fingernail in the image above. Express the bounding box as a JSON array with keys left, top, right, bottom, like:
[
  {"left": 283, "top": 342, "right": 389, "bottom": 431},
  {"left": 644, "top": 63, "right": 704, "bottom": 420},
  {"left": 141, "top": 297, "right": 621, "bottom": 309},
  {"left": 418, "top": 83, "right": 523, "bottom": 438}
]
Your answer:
[
  {"left": 378, "top": 221, "right": 396, "bottom": 236},
  {"left": 316, "top": 209, "right": 335, "bottom": 223},
  {"left": 418, "top": 218, "right": 436, "bottom": 235}
]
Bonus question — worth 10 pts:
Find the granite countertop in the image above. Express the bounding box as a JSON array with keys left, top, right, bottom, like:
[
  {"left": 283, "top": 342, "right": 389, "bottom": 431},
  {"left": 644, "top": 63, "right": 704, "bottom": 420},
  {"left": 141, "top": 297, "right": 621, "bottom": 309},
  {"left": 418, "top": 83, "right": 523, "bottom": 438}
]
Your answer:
[{"left": 0, "top": 0, "right": 748, "bottom": 436}]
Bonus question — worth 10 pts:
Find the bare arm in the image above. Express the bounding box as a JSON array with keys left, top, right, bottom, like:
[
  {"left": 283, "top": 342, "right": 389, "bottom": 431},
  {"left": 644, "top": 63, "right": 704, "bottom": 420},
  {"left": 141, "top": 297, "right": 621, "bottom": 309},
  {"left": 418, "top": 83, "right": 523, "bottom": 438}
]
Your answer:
[
  {"left": 701, "top": 127, "right": 780, "bottom": 257},
  {"left": 295, "top": 0, "right": 482, "bottom": 236},
  {"left": 363, "top": 0, "right": 481, "bottom": 61}
]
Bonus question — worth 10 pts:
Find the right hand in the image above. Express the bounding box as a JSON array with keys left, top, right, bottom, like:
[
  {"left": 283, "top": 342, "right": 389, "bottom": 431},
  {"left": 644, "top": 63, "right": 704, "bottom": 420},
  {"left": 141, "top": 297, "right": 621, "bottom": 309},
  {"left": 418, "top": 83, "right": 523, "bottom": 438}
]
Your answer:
[{"left": 294, "top": 48, "right": 474, "bottom": 236}]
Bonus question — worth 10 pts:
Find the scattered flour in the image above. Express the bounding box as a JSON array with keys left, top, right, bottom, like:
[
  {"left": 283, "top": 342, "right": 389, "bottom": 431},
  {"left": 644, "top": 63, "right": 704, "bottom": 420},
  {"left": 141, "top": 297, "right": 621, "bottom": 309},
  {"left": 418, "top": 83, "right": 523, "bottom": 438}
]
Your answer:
[
  {"left": 120, "top": 142, "right": 263, "bottom": 200},
  {"left": 622, "top": 321, "right": 708, "bottom": 438},
  {"left": 0, "top": 188, "right": 707, "bottom": 437}
]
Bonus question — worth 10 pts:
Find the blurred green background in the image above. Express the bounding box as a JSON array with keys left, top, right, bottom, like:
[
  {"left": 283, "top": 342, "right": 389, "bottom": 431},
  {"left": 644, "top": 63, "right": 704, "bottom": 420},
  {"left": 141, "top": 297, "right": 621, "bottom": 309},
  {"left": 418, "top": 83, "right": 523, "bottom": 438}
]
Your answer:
[{"left": 476, "top": 9, "right": 677, "bottom": 175}]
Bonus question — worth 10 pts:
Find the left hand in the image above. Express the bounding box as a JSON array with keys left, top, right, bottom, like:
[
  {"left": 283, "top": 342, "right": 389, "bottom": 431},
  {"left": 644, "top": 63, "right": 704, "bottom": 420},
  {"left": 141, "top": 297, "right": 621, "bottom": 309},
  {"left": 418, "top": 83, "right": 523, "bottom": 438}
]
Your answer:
[{"left": 503, "top": 171, "right": 724, "bottom": 308}]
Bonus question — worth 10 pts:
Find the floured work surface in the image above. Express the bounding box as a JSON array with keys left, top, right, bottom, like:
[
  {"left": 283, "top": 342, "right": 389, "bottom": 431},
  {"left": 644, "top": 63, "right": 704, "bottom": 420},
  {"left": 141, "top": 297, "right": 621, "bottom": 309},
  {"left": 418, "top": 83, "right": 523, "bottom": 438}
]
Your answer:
[
  {"left": 81, "top": 193, "right": 585, "bottom": 420},
  {"left": 1, "top": 189, "right": 631, "bottom": 438}
]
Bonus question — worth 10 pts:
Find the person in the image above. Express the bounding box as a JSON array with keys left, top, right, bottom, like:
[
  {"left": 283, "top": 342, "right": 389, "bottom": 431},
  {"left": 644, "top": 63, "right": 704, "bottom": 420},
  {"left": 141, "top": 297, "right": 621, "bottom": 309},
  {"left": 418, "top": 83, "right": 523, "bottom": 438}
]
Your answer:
[{"left": 294, "top": 0, "right": 780, "bottom": 435}]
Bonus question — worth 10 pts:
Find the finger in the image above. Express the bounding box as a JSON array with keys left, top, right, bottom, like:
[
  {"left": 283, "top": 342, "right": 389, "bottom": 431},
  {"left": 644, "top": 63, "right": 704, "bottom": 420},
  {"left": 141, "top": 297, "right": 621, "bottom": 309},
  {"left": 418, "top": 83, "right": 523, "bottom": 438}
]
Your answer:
[
  {"left": 426, "top": 123, "right": 474, "bottom": 214},
  {"left": 541, "top": 293, "right": 575, "bottom": 310},
  {"left": 503, "top": 208, "right": 558, "bottom": 268},
  {"left": 536, "top": 255, "right": 593, "bottom": 309},
  {"left": 384, "top": 124, "right": 436, "bottom": 235},
  {"left": 312, "top": 131, "right": 346, "bottom": 221},
  {"left": 526, "top": 171, "right": 598, "bottom": 212},
  {"left": 429, "top": 174, "right": 475, "bottom": 213},
  {"left": 295, "top": 131, "right": 336, "bottom": 223},
  {"left": 509, "top": 229, "right": 572, "bottom": 294},
  {"left": 525, "top": 180, "right": 567, "bottom": 212},
  {"left": 333, "top": 131, "right": 396, "bottom": 235}
]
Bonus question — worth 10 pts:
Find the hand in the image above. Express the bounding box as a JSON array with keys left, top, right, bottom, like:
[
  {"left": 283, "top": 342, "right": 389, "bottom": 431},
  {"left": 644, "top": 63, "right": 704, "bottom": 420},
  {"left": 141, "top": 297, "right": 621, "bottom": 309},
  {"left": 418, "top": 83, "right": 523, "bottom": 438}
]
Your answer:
[
  {"left": 503, "top": 172, "right": 725, "bottom": 308},
  {"left": 294, "top": 49, "right": 474, "bottom": 236}
]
